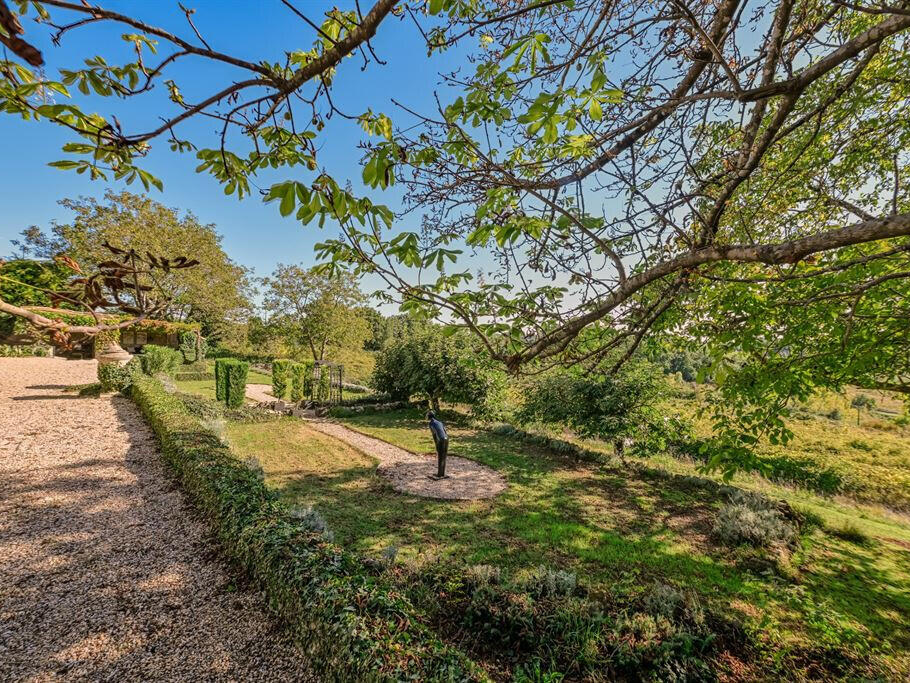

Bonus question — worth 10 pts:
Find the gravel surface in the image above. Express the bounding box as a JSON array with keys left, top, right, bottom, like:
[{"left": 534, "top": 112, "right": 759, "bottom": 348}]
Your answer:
[
  {"left": 0, "top": 357, "right": 312, "bottom": 682},
  {"left": 307, "top": 420, "right": 507, "bottom": 501}
]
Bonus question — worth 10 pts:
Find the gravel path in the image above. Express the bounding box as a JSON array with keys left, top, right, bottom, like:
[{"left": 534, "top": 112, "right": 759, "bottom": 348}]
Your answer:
[{"left": 0, "top": 357, "right": 311, "bottom": 682}]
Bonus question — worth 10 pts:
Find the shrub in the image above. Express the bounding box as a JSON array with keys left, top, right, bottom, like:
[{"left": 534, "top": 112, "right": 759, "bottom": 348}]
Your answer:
[
  {"left": 290, "top": 505, "right": 334, "bottom": 542},
  {"left": 290, "top": 361, "right": 312, "bottom": 402},
  {"left": 97, "top": 357, "right": 141, "bottom": 393},
  {"left": 517, "top": 364, "right": 666, "bottom": 457},
  {"left": 128, "top": 375, "right": 479, "bottom": 680},
  {"left": 522, "top": 566, "right": 577, "bottom": 598},
  {"left": 828, "top": 521, "right": 870, "bottom": 546},
  {"left": 139, "top": 344, "right": 181, "bottom": 377},
  {"left": 713, "top": 490, "right": 796, "bottom": 548},
  {"left": 220, "top": 359, "right": 249, "bottom": 408},
  {"left": 0, "top": 343, "right": 50, "bottom": 357},
  {"left": 272, "top": 358, "right": 293, "bottom": 399},
  {"left": 174, "top": 371, "right": 215, "bottom": 381},
  {"left": 178, "top": 330, "right": 207, "bottom": 363},
  {"left": 214, "top": 358, "right": 227, "bottom": 401}
]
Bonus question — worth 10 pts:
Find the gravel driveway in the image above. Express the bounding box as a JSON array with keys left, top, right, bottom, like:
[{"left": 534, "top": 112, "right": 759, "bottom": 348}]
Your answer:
[{"left": 0, "top": 357, "right": 311, "bottom": 681}]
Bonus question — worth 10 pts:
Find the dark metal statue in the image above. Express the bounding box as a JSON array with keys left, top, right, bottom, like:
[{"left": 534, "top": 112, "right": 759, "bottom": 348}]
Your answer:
[{"left": 427, "top": 411, "right": 449, "bottom": 479}]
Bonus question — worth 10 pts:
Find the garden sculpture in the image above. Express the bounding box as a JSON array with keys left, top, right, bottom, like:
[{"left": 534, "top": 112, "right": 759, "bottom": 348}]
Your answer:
[{"left": 427, "top": 411, "right": 449, "bottom": 479}]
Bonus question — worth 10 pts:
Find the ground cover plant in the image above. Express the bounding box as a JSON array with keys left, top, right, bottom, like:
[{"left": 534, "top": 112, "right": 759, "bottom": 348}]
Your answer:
[{"left": 225, "top": 407, "right": 910, "bottom": 680}]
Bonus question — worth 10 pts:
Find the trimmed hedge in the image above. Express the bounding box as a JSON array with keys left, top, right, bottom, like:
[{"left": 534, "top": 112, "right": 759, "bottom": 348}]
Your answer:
[
  {"left": 290, "top": 361, "right": 312, "bottom": 402},
  {"left": 214, "top": 358, "right": 227, "bottom": 401},
  {"left": 272, "top": 359, "right": 293, "bottom": 400},
  {"left": 129, "top": 375, "right": 481, "bottom": 680},
  {"left": 215, "top": 358, "right": 249, "bottom": 408},
  {"left": 174, "top": 371, "right": 215, "bottom": 382}
]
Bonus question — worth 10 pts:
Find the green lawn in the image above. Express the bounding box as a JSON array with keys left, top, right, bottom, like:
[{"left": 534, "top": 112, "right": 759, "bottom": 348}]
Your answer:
[{"left": 225, "top": 408, "right": 910, "bottom": 679}]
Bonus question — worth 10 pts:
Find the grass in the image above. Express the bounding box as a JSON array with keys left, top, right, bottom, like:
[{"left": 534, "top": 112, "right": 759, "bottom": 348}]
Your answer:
[
  {"left": 225, "top": 407, "right": 910, "bottom": 679},
  {"left": 664, "top": 382, "right": 910, "bottom": 510}
]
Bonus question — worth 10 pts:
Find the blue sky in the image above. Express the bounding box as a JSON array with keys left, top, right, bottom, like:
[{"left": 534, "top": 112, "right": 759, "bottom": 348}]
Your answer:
[{"left": 0, "top": 1, "right": 458, "bottom": 291}]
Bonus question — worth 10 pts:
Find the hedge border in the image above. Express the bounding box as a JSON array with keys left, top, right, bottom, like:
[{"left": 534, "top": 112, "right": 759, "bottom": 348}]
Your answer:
[
  {"left": 129, "top": 375, "right": 482, "bottom": 681},
  {"left": 174, "top": 371, "right": 215, "bottom": 381}
]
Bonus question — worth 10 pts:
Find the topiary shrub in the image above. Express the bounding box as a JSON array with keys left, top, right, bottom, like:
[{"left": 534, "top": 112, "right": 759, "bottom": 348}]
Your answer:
[
  {"left": 140, "top": 344, "right": 181, "bottom": 377},
  {"left": 214, "top": 358, "right": 228, "bottom": 401},
  {"left": 272, "top": 358, "right": 293, "bottom": 400},
  {"left": 218, "top": 358, "right": 249, "bottom": 408},
  {"left": 290, "top": 361, "right": 312, "bottom": 403},
  {"left": 98, "top": 357, "right": 141, "bottom": 393}
]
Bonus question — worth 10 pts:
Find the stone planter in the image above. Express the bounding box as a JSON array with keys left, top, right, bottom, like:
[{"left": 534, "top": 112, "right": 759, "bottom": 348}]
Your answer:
[{"left": 96, "top": 341, "right": 133, "bottom": 367}]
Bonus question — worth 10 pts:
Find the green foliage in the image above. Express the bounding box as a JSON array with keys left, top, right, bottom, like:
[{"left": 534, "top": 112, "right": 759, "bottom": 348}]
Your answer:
[
  {"left": 0, "top": 259, "right": 71, "bottom": 307},
  {"left": 13, "top": 191, "right": 252, "bottom": 338},
  {"left": 215, "top": 358, "right": 249, "bottom": 408},
  {"left": 290, "top": 361, "right": 313, "bottom": 402},
  {"left": 517, "top": 365, "right": 669, "bottom": 456},
  {"left": 127, "top": 375, "right": 479, "bottom": 680},
  {"left": 0, "top": 343, "right": 49, "bottom": 357},
  {"left": 139, "top": 344, "right": 181, "bottom": 377},
  {"left": 178, "top": 330, "right": 207, "bottom": 363},
  {"left": 260, "top": 265, "right": 368, "bottom": 362},
  {"left": 214, "top": 358, "right": 227, "bottom": 401},
  {"left": 371, "top": 327, "right": 506, "bottom": 417},
  {"left": 272, "top": 358, "right": 293, "bottom": 400},
  {"left": 97, "top": 357, "right": 141, "bottom": 393}
]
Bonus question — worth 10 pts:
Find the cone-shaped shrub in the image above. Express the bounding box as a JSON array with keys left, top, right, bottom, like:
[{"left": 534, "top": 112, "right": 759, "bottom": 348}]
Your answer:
[{"left": 272, "top": 359, "right": 292, "bottom": 400}]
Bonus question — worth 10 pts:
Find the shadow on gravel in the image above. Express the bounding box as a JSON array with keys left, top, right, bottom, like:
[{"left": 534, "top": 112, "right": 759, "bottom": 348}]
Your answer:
[{"left": 0, "top": 387, "right": 310, "bottom": 682}]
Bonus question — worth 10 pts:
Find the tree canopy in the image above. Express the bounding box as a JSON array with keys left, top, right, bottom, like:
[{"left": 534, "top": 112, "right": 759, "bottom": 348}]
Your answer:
[
  {"left": 260, "top": 265, "right": 368, "bottom": 361},
  {"left": 14, "top": 191, "right": 252, "bottom": 338}
]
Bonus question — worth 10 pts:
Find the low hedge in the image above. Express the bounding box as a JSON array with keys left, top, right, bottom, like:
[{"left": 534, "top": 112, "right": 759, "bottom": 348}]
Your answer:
[
  {"left": 174, "top": 371, "right": 215, "bottom": 382},
  {"left": 129, "top": 375, "right": 481, "bottom": 680}
]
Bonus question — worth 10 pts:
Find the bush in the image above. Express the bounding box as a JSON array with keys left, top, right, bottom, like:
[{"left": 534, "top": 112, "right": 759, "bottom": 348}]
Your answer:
[
  {"left": 215, "top": 358, "right": 249, "bottom": 408},
  {"left": 517, "top": 365, "right": 666, "bottom": 457},
  {"left": 128, "top": 375, "right": 479, "bottom": 680},
  {"left": 174, "top": 371, "right": 215, "bottom": 381},
  {"left": 98, "top": 357, "right": 141, "bottom": 393},
  {"left": 178, "top": 330, "right": 207, "bottom": 363},
  {"left": 290, "top": 361, "right": 313, "bottom": 402},
  {"left": 139, "top": 344, "right": 181, "bottom": 377},
  {"left": 713, "top": 490, "right": 796, "bottom": 548},
  {"left": 272, "top": 358, "right": 293, "bottom": 400}
]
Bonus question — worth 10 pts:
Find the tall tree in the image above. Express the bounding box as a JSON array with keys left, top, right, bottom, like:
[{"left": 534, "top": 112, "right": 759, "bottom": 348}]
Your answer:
[
  {"left": 15, "top": 191, "right": 252, "bottom": 337},
  {"left": 261, "top": 265, "right": 368, "bottom": 361}
]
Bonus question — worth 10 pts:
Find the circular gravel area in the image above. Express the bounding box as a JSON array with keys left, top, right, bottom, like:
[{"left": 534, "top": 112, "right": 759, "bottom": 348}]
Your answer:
[
  {"left": 306, "top": 420, "right": 507, "bottom": 501},
  {"left": 0, "top": 357, "right": 311, "bottom": 681}
]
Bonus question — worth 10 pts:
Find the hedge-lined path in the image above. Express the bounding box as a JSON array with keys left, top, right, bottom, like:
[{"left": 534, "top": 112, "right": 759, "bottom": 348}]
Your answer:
[{"left": 0, "top": 357, "right": 311, "bottom": 681}]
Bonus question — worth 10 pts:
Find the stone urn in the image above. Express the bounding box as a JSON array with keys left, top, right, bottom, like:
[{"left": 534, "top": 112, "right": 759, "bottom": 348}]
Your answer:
[{"left": 96, "top": 341, "right": 133, "bottom": 367}]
